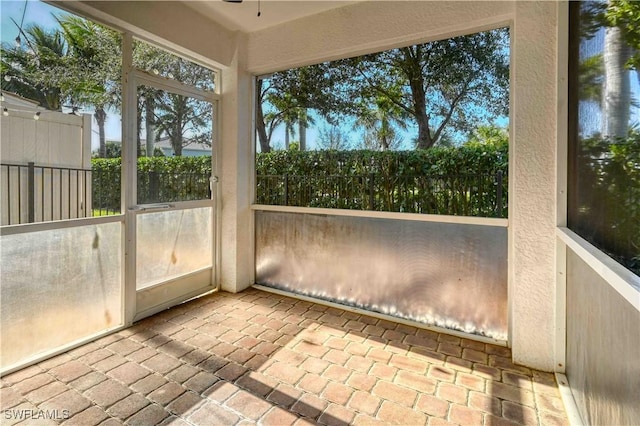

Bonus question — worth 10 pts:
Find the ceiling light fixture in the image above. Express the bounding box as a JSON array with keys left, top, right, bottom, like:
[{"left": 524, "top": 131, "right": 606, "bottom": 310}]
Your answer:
[{"left": 222, "top": 0, "right": 261, "bottom": 17}]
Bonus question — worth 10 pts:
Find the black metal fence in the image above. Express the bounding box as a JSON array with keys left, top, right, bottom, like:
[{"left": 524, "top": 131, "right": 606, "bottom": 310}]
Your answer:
[
  {"left": 137, "top": 170, "right": 211, "bottom": 204},
  {"left": 1, "top": 162, "right": 212, "bottom": 225},
  {"left": 1, "top": 162, "right": 93, "bottom": 225},
  {"left": 256, "top": 171, "right": 506, "bottom": 217},
  {"left": 91, "top": 169, "right": 212, "bottom": 214},
  {"left": 2, "top": 162, "right": 506, "bottom": 225}
]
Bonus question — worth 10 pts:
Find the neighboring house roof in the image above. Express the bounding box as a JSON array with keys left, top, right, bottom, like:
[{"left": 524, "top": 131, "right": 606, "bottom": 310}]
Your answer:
[
  {"left": 106, "top": 137, "right": 211, "bottom": 154},
  {"left": 155, "top": 137, "right": 210, "bottom": 153},
  {"left": 1, "top": 91, "right": 44, "bottom": 109}
]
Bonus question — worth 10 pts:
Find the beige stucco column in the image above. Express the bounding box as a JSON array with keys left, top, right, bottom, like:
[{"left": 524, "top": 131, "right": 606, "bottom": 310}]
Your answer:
[
  {"left": 509, "top": 1, "right": 559, "bottom": 372},
  {"left": 219, "top": 35, "right": 255, "bottom": 293}
]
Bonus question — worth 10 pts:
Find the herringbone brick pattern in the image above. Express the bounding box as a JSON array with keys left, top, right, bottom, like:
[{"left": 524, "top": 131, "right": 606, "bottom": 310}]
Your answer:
[{"left": 0, "top": 289, "right": 568, "bottom": 425}]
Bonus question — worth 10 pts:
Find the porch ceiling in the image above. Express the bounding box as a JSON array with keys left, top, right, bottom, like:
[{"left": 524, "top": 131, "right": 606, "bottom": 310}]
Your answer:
[{"left": 181, "top": 0, "right": 359, "bottom": 33}]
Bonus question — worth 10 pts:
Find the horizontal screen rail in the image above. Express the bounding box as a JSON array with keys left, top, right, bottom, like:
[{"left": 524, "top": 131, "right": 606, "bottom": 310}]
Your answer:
[{"left": 252, "top": 204, "right": 508, "bottom": 227}]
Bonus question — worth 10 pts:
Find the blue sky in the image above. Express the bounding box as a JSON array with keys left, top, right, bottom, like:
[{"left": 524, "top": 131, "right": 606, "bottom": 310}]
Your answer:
[{"left": 1, "top": 1, "right": 59, "bottom": 41}]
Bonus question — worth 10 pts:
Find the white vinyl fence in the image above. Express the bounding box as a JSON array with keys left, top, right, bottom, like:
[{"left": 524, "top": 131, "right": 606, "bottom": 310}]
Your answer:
[{"left": 0, "top": 104, "right": 92, "bottom": 226}]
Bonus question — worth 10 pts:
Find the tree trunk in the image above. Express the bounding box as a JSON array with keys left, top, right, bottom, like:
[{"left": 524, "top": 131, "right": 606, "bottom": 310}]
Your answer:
[
  {"left": 172, "top": 136, "right": 182, "bottom": 156},
  {"left": 136, "top": 95, "right": 143, "bottom": 156},
  {"left": 285, "top": 121, "right": 290, "bottom": 150},
  {"left": 415, "top": 114, "right": 434, "bottom": 150},
  {"left": 145, "top": 95, "right": 156, "bottom": 157},
  {"left": 171, "top": 121, "right": 183, "bottom": 156},
  {"left": 169, "top": 118, "right": 184, "bottom": 157},
  {"left": 603, "top": 25, "right": 632, "bottom": 138},
  {"left": 380, "top": 117, "right": 390, "bottom": 151},
  {"left": 299, "top": 109, "right": 307, "bottom": 151},
  {"left": 95, "top": 108, "right": 107, "bottom": 158},
  {"left": 405, "top": 62, "right": 434, "bottom": 149},
  {"left": 255, "top": 79, "right": 271, "bottom": 153}
]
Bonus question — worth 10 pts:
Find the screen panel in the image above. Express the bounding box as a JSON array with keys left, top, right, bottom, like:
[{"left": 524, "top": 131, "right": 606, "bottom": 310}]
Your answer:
[
  {"left": 255, "top": 211, "right": 507, "bottom": 340},
  {"left": 136, "top": 207, "right": 212, "bottom": 289},
  {"left": 0, "top": 222, "right": 122, "bottom": 369}
]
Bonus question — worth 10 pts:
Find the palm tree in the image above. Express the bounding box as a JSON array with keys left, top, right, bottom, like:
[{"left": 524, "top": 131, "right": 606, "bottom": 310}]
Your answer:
[
  {"left": 57, "top": 15, "right": 121, "bottom": 157},
  {"left": 1, "top": 16, "right": 121, "bottom": 158},
  {"left": 355, "top": 95, "right": 408, "bottom": 151},
  {"left": 605, "top": 0, "right": 640, "bottom": 94},
  {"left": 284, "top": 118, "right": 295, "bottom": 150},
  {"left": 133, "top": 42, "right": 214, "bottom": 156},
  {"left": 1, "top": 24, "right": 67, "bottom": 111},
  {"left": 154, "top": 91, "right": 211, "bottom": 156},
  {"left": 603, "top": 24, "right": 632, "bottom": 138},
  {"left": 298, "top": 108, "right": 308, "bottom": 151}
]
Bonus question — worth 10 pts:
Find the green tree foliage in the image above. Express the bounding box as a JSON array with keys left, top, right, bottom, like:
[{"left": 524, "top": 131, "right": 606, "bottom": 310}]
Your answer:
[
  {"left": 93, "top": 142, "right": 164, "bottom": 159},
  {"left": 57, "top": 16, "right": 121, "bottom": 157},
  {"left": 572, "top": 1, "right": 639, "bottom": 276},
  {"left": 152, "top": 90, "right": 212, "bottom": 156},
  {"left": 257, "top": 28, "right": 509, "bottom": 152},
  {"left": 465, "top": 125, "right": 509, "bottom": 147},
  {"left": 575, "top": 133, "right": 639, "bottom": 275},
  {"left": 354, "top": 95, "right": 408, "bottom": 151},
  {"left": 0, "top": 15, "right": 121, "bottom": 157},
  {"left": 1, "top": 13, "right": 214, "bottom": 158},
  {"left": 341, "top": 29, "right": 509, "bottom": 150},
  {"left": 133, "top": 41, "right": 214, "bottom": 156},
  {"left": 91, "top": 142, "right": 508, "bottom": 218},
  {"left": 605, "top": 0, "right": 640, "bottom": 73},
  {"left": 1, "top": 24, "right": 67, "bottom": 110},
  {"left": 92, "top": 155, "right": 211, "bottom": 210},
  {"left": 578, "top": 0, "right": 640, "bottom": 123},
  {"left": 579, "top": 54, "right": 604, "bottom": 103},
  {"left": 256, "top": 62, "right": 354, "bottom": 152}
]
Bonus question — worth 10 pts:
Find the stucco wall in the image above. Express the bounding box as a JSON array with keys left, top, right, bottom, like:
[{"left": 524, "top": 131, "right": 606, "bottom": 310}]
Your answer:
[
  {"left": 247, "top": 1, "right": 513, "bottom": 73},
  {"left": 67, "top": 1, "right": 236, "bottom": 68}
]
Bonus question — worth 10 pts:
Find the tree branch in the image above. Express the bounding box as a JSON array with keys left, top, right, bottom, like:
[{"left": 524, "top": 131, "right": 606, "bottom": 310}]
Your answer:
[{"left": 353, "top": 65, "right": 415, "bottom": 116}]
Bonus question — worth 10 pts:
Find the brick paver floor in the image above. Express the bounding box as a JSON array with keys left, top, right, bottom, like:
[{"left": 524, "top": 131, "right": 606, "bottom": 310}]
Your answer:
[{"left": 0, "top": 289, "right": 569, "bottom": 425}]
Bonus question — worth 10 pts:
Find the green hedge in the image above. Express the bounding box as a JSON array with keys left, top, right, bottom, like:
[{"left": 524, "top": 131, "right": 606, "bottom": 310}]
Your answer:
[
  {"left": 255, "top": 142, "right": 508, "bottom": 217},
  {"left": 91, "top": 156, "right": 212, "bottom": 212},
  {"left": 255, "top": 142, "right": 507, "bottom": 177},
  {"left": 91, "top": 142, "right": 509, "bottom": 217},
  {"left": 92, "top": 157, "right": 122, "bottom": 213}
]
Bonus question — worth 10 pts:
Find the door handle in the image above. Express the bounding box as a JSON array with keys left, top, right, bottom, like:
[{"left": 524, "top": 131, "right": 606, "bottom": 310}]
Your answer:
[
  {"left": 210, "top": 176, "right": 218, "bottom": 193},
  {"left": 129, "top": 204, "right": 173, "bottom": 212}
]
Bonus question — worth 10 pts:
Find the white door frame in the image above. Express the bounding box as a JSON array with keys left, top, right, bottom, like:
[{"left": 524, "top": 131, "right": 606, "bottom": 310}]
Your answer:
[{"left": 121, "top": 33, "right": 221, "bottom": 325}]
